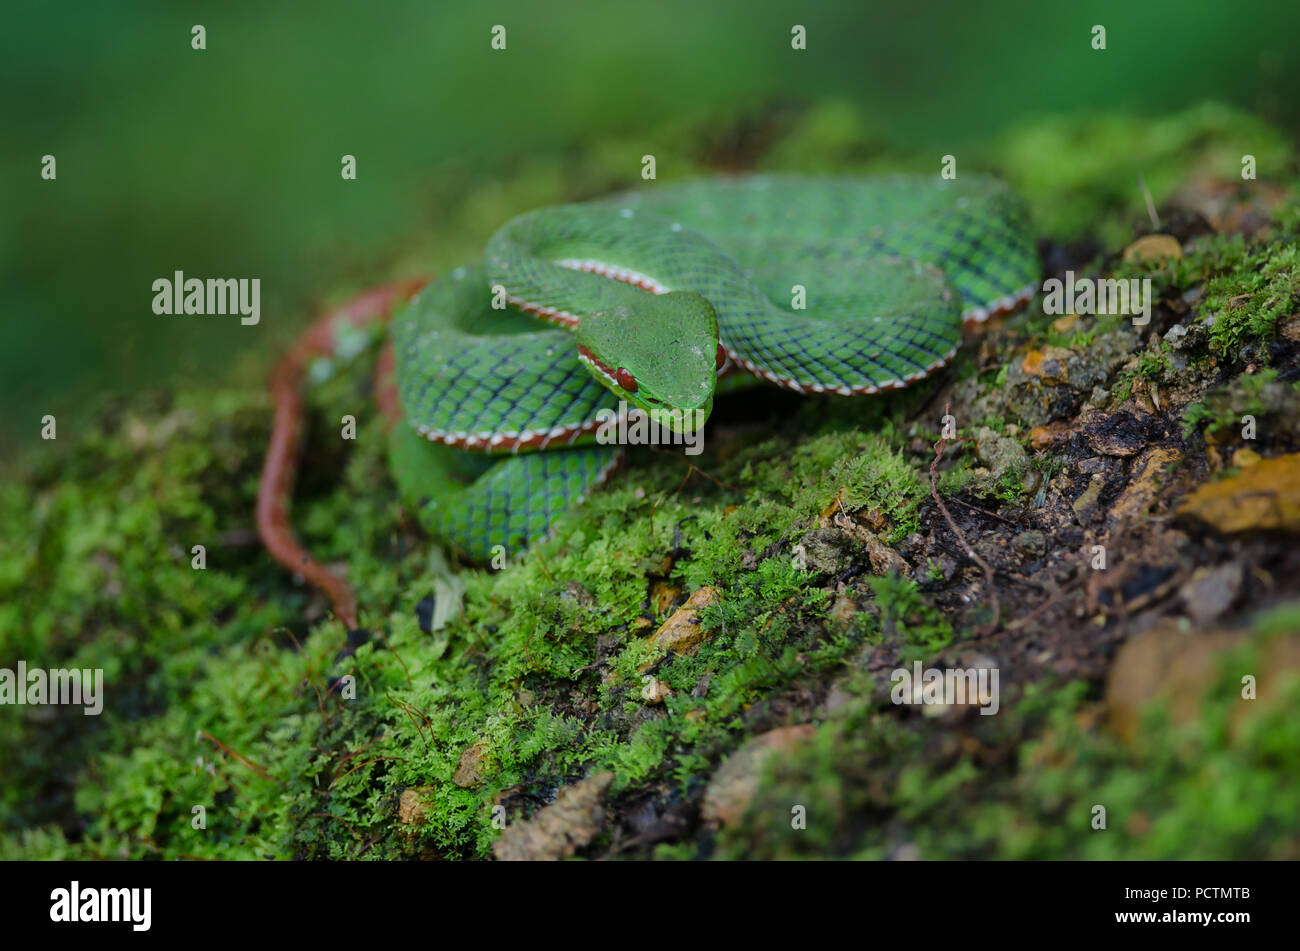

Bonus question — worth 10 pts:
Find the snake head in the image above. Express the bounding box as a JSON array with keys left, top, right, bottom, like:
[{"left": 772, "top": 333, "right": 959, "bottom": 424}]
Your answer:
[{"left": 575, "top": 290, "right": 719, "bottom": 434}]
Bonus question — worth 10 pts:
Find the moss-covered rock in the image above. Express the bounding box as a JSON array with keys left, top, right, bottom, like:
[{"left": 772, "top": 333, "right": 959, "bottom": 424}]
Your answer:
[{"left": 4, "top": 101, "right": 1299, "bottom": 860}]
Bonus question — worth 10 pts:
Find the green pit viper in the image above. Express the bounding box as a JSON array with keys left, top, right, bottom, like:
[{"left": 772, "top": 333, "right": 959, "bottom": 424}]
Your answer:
[{"left": 261, "top": 175, "right": 1038, "bottom": 626}]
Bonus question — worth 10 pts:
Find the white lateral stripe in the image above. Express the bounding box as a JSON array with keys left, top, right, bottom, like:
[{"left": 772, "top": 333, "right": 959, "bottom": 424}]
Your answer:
[
  {"left": 963, "top": 281, "right": 1036, "bottom": 324},
  {"left": 553, "top": 258, "right": 670, "bottom": 295},
  {"left": 505, "top": 294, "right": 580, "bottom": 327},
  {"left": 416, "top": 418, "right": 599, "bottom": 453},
  {"left": 727, "top": 344, "right": 958, "bottom": 396}
]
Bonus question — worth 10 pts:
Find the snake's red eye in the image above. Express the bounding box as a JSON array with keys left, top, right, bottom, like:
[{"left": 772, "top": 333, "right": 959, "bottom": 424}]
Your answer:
[
  {"left": 715, "top": 343, "right": 727, "bottom": 370},
  {"left": 615, "top": 367, "right": 637, "bottom": 392}
]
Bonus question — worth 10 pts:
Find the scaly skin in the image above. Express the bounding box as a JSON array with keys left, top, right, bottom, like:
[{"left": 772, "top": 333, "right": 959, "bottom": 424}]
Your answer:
[
  {"left": 262, "top": 174, "right": 1037, "bottom": 625},
  {"left": 389, "top": 175, "right": 1037, "bottom": 563}
]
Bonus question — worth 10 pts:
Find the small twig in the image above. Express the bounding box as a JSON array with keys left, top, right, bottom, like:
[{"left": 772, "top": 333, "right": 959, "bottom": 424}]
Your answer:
[
  {"left": 370, "top": 626, "right": 413, "bottom": 690},
  {"left": 1139, "top": 174, "right": 1161, "bottom": 230},
  {"left": 386, "top": 694, "right": 433, "bottom": 750},
  {"left": 929, "top": 402, "right": 1000, "bottom": 636},
  {"left": 947, "top": 496, "right": 1021, "bottom": 526},
  {"left": 648, "top": 446, "right": 745, "bottom": 494},
  {"left": 247, "top": 640, "right": 292, "bottom": 691},
  {"left": 311, "top": 812, "right": 362, "bottom": 841},
  {"left": 530, "top": 547, "right": 556, "bottom": 584},
  {"left": 280, "top": 627, "right": 330, "bottom": 717},
  {"left": 329, "top": 756, "right": 406, "bottom": 790},
  {"left": 329, "top": 735, "right": 382, "bottom": 780},
  {"left": 197, "top": 730, "right": 284, "bottom": 786}
]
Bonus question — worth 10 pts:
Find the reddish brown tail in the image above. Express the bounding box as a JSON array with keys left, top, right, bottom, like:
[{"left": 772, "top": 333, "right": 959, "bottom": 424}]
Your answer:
[{"left": 257, "top": 279, "right": 426, "bottom": 630}]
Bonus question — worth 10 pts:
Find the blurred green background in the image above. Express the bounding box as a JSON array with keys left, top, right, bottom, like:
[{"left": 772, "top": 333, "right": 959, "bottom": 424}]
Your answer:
[{"left": 2, "top": 0, "right": 1296, "bottom": 449}]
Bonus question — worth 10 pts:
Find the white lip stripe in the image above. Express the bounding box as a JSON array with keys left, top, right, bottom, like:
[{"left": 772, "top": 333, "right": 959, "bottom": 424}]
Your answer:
[{"left": 577, "top": 350, "right": 621, "bottom": 390}]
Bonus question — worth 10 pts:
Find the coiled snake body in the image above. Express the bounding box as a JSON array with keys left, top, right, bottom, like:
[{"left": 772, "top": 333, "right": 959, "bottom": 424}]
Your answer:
[{"left": 260, "top": 175, "right": 1037, "bottom": 625}]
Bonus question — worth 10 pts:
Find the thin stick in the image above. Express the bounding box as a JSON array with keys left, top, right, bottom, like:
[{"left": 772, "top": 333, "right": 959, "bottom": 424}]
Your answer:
[
  {"left": 197, "top": 730, "right": 284, "bottom": 786},
  {"left": 312, "top": 812, "right": 362, "bottom": 841},
  {"left": 1138, "top": 174, "right": 1161, "bottom": 231},
  {"left": 948, "top": 496, "right": 1020, "bottom": 526},
  {"left": 329, "top": 756, "right": 406, "bottom": 790},
  {"left": 929, "top": 402, "right": 1000, "bottom": 636}
]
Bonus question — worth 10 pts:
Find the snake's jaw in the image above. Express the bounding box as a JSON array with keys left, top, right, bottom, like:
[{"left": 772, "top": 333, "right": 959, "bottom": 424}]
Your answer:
[{"left": 574, "top": 290, "right": 719, "bottom": 431}]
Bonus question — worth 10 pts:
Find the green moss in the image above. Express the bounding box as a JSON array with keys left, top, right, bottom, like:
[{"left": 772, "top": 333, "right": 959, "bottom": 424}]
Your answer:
[
  {"left": 867, "top": 573, "right": 954, "bottom": 660},
  {"left": 1201, "top": 243, "right": 1300, "bottom": 357},
  {"left": 721, "top": 601, "right": 1300, "bottom": 859},
  {"left": 2, "top": 320, "right": 926, "bottom": 858},
  {"left": 823, "top": 436, "right": 927, "bottom": 543},
  {"left": 1181, "top": 367, "right": 1300, "bottom": 441},
  {"left": 4, "top": 102, "right": 1298, "bottom": 861},
  {"left": 937, "top": 460, "right": 975, "bottom": 497},
  {"left": 991, "top": 103, "right": 1292, "bottom": 247}
]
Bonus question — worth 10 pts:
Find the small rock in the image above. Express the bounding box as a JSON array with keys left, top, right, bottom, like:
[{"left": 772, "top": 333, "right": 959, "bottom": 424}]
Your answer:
[
  {"left": 1122, "top": 233, "right": 1183, "bottom": 264},
  {"left": 452, "top": 743, "right": 488, "bottom": 788},
  {"left": 1021, "top": 346, "right": 1072, "bottom": 385},
  {"left": 1013, "top": 530, "right": 1047, "bottom": 558},
  {"left": 559, "top": 581, "right": 596, "bottom": 609},
  {"left": 1231, "top": 448, "right": 1262, "bottom": 469},
  {"left": 1105, "top": 624, "right": 1238, "bottom": 746},
  {"left": 800, "top": 521, "right": 907, "bottom": 577},
  {"left": 1108, "top": 447, "right": 1182, "bottom": 525},
  {"left": 1179, "top": 453, "right": 1300, "bottom": 534},
  {"left": 1029, "top": 420, "right": 1075, "bottom": 451},
  {"left": 398, "top": 787, "right": 434, "bottom": 826},
  {"left": 798, "top": 527, "right": 857, "bottom": 574},
  {"left": 828, "top": 595, "right": 858, "bottom": 624},
  {"left": 1082, "top": 411, "right": 1149, "bottom": 457},
  {"left": 1179, "top": 564, "right": 1243, "bottom": 625},
  {"left": 1103, "top": 621, "right": 1300, "bottom": 747},
  {"left": 858, "top": 529, "right": 909, "bottom": 576},
  {"left": 701, "top": 725, "right": 816, "bottom": 829},
  {"left": 641, "top": 677, "right": 673, "bottom": 704},
  {"left": 493, "top": 772, "right": 615, "bottom": 861},
  {"left": 648, "top": 586, "right": 720, "bottom": 656},
  {"left": 651, "top": 579, "right": 681, "bottom": 615},
  {"left": 1072, "top": 474, "right": 1105, "bottom": 523},
  {"left": 974, "top": 426, "right": 1030, "bottom": 484}
]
